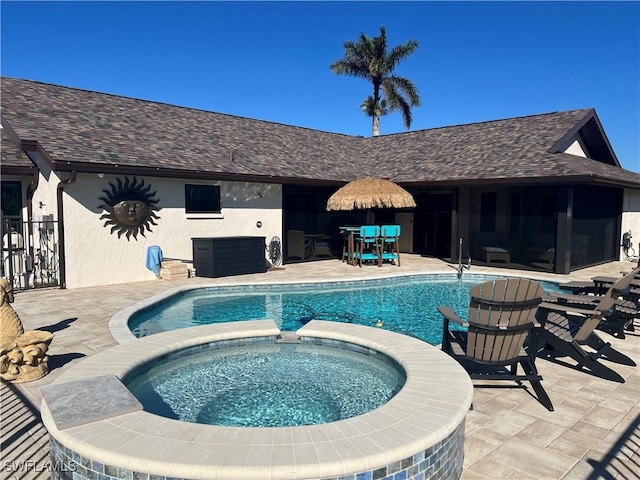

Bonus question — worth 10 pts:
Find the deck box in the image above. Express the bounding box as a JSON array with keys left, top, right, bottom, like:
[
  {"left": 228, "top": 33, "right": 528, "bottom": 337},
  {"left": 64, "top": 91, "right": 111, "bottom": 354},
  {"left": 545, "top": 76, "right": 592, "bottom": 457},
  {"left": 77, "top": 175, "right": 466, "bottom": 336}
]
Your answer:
[{"left": 192, "top": 236, "right": 267, "bottom": 278}]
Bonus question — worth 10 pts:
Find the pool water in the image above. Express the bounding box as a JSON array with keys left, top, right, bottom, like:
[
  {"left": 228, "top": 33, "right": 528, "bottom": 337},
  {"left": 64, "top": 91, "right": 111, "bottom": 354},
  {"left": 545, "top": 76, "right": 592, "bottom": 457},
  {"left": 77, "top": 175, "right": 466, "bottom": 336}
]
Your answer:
[
  {"left": 129, "top": 274, "right": 561, "bottom": 345},
  {"left": 125, "top": 342, "right": 405, "bottom": 427}
]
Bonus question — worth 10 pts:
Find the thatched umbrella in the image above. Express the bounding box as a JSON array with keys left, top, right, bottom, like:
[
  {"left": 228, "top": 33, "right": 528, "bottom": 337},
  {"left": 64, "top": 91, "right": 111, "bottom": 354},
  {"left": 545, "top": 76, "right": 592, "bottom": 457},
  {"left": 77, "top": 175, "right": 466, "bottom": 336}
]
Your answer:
[{"left": 326, "top": 177, "right": 416, "bottom": 211}]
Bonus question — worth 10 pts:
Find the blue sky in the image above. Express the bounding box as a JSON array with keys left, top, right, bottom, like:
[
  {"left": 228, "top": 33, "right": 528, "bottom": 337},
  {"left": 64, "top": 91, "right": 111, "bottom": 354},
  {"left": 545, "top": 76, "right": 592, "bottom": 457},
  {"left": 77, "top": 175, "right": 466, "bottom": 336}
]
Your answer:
[{"left": 2, "top": 1, "right": 639, "bottom": 172}]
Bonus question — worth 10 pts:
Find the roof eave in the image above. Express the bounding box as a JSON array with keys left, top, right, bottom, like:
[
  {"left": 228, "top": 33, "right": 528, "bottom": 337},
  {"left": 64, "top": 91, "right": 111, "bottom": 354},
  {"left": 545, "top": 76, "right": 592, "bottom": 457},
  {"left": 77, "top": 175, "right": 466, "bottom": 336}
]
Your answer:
[
  {"left": 36, "top": 155, "right": 640, "bottom": 190},
  {"left": 20, "top": 139, "right": 57, "bottom": 170},
  {"left": 51, "top": 161, "right": 345, "bottom": 186},
  {"left": 401, "top": 174, "right": 640, "bottom": 190},
  {"left": 0, "top": 165, "right": 38, "bottom": 175}
]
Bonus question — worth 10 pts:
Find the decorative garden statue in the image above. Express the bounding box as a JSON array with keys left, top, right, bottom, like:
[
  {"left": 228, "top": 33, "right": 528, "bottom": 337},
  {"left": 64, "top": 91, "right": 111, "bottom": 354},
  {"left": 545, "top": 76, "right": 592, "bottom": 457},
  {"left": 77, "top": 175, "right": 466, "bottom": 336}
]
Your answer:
[{"left": 0, "top": 278, "right": 53, "bottom": 383}]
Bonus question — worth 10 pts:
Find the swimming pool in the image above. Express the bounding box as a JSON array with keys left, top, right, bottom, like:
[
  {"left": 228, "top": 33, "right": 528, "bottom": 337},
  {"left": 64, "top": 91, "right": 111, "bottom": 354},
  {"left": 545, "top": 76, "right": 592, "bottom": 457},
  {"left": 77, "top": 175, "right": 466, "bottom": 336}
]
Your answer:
[{"left": 128, "top": 274, "right": 562, "bottom": 345}]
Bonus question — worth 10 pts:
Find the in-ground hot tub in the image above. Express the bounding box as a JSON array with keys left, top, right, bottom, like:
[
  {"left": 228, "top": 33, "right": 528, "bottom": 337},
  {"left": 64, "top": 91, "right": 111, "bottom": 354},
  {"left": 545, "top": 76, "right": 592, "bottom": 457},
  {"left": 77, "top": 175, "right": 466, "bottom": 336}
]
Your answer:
[
  {"left": 124, "top": 340, "right": 406, "bottom": 428},
  {"left": 41, "top": 320, "right": 473, "bottom": 480}
]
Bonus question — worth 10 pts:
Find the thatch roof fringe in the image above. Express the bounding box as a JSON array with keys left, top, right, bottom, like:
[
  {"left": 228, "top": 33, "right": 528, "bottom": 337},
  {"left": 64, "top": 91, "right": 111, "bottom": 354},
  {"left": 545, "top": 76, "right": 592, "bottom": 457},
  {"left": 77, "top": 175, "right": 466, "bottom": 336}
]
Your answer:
[{"left": 326, "top": 177, "right": 417, "bottom": 211}]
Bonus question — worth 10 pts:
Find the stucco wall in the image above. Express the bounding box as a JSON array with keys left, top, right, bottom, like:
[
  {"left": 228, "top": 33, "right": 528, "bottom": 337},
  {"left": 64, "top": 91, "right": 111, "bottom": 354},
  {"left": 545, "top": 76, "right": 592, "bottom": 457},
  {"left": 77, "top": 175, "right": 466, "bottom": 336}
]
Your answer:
[
  {"left": 31, "top": 165, "right": 62, "bottom": 224},
  {"left": 61, "top": 174, "right": 282, "bottom": 288},
  {"left": 621, "top": 188, "right": 640, "bottom": 260},
  {"left": 563, "top": 138, "right": 588, "bottom": 158}
]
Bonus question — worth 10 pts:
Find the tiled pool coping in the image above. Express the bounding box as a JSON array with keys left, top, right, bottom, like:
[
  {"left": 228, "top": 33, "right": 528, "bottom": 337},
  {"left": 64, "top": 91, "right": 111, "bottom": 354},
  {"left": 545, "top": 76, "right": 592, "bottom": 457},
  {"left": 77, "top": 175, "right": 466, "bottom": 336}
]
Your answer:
[{"left": 41, "top": 320, "right": 473, "bottom": 479}]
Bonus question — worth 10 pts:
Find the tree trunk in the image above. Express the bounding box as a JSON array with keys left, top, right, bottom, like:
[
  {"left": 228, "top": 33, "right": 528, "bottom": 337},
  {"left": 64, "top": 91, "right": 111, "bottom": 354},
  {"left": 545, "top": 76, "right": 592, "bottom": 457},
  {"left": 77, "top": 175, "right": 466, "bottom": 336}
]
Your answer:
[{"left": 372, "top": 114, "right": 380, "bottom": 137}]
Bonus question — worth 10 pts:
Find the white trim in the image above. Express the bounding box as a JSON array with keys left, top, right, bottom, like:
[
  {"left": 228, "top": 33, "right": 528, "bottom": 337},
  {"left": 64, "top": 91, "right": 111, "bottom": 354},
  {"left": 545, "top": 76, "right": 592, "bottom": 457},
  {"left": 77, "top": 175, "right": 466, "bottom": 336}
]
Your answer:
[{"left": 185, "top": 212, "right": 224, "bottom": 220}]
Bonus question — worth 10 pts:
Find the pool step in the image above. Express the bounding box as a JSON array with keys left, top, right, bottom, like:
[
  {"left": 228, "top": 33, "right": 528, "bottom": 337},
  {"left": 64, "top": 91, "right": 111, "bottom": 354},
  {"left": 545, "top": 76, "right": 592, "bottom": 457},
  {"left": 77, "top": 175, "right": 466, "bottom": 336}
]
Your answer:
[{"left": 276, "top": 331, "right": 301, "bottom": 343}]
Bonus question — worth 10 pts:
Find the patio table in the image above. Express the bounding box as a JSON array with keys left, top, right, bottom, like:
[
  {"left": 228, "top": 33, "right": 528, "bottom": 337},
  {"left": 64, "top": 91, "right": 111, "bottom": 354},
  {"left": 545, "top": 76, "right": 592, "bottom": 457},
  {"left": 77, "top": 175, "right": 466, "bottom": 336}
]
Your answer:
[
  {"left": 339, "top": 226, "right": 360, "bottom": 266},
  {"left": 591, "top": 275, "right": 640, "bottom": 294}
]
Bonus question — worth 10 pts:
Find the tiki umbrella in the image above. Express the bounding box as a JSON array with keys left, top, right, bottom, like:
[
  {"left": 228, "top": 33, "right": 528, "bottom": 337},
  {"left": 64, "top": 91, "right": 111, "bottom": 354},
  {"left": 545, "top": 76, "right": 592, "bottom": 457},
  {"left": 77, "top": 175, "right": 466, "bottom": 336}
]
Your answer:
[{"left": 326, "top": 177, "right": 416, "bottom": 211}]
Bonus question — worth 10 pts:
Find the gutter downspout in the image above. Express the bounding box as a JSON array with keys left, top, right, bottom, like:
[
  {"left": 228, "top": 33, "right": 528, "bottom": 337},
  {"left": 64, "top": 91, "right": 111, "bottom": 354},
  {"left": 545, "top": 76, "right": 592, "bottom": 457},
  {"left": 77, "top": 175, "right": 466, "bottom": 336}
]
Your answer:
[
  {"left": 56, "top": 171, "right": 77, "bottom": 289},
  {"left": 26, "top": 170, "right": 40, "bottom": 280}
]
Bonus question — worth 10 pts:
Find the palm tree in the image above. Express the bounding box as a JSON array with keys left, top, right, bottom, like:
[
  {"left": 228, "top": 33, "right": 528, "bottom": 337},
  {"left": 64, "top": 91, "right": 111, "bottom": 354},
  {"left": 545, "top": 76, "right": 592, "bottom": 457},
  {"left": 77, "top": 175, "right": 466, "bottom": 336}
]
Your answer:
[{"left": 330, "top": 26, "right": 420, "bottom": 136}]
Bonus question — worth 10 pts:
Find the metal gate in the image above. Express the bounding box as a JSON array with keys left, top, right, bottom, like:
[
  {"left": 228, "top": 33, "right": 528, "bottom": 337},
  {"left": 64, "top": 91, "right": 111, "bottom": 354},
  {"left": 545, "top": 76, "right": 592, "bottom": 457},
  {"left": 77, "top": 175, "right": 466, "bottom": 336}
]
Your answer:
[{"left": 1, "top": 216, "right": 60, "bottom": 291}]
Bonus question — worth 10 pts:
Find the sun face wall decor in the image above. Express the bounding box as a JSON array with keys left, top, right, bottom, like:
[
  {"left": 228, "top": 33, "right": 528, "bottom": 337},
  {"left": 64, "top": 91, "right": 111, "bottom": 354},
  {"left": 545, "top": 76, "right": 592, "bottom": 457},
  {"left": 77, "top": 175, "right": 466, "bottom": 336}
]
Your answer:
[{"left": 98, "top": 176, "right": 161, "bottom": 240}]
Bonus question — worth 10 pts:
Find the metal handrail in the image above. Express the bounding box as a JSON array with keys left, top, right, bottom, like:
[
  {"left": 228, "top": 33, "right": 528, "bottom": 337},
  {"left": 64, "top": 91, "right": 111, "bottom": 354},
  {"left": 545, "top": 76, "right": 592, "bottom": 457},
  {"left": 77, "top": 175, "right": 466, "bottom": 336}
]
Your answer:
[{"left": 457, "top": 237, "right": 471, "bottom": 278}]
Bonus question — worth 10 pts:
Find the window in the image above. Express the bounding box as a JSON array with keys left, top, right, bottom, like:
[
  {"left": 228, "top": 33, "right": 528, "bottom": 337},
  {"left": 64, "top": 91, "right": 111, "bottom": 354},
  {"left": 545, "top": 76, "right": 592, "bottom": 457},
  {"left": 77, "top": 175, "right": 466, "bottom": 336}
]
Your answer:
[
  {"left": 185, "top": 184, "right": 221, "bottom": 214},
  {"left": 1, "top": 181, "right": 22, "bottom": 217},
  {"left": 1, "top": 181, "right": 23, "bottom": 238}
]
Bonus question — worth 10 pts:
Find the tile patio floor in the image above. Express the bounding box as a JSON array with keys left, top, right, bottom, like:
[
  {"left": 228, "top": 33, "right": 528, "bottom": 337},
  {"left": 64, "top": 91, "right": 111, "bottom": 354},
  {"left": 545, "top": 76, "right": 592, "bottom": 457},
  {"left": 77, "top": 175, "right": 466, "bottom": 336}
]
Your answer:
[{"left": 1, "top": 255, "right": 638, "bottom": 480}]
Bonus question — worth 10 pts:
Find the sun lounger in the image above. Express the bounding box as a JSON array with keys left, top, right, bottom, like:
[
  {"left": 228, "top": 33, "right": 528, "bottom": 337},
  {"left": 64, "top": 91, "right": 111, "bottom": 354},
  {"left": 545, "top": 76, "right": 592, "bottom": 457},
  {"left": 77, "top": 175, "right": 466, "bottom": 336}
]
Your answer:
[
  {"left": 550, "top": 269, "right": 639, "bottom": 338},
  {"left": 532, "top": 293, "right": 636, "bottom": 383}
]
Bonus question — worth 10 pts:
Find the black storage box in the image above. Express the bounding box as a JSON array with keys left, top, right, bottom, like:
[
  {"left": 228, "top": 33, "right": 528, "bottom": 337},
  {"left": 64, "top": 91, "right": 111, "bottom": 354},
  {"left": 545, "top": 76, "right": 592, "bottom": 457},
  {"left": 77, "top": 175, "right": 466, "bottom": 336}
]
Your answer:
[{"left": 192, "top": 236, "right": 267, "bottom": 278}]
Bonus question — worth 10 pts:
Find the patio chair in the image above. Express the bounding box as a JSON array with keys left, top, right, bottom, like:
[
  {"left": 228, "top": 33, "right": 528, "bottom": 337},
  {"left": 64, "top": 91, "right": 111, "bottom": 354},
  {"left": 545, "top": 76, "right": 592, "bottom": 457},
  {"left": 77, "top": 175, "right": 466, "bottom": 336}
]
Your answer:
[
  {"left": 525, "top": 233, "right": 555, "bottom": 269},
  {"left": 286, "top": 230, "right": 311, "bottom": 261},
  {"left": 353, "top": 225, "right": 380, "bottom": 267},
  {"left": 472, "top": 231, "right": 511, "bottom": 265},
  {"left": 379, "top": 225, "right": 401, "bottom": 266},
  {"left": 532, "top": 292, "right": 636, "bottom": 383},
  {"left": 545, "top": 269, "right": 639, "bottom": 339},
  {"left": 438, "top": 277, "right": 553, "bottom": 411},
  {"left": 311, "top": 236, "right": 333, "bottom": 258}
]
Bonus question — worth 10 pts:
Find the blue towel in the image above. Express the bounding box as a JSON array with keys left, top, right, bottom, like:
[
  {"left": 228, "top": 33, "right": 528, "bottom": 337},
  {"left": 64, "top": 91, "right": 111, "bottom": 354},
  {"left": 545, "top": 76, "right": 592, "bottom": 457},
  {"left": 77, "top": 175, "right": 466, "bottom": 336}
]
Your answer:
[{"left": 145, "top": 245, "right": 163, "bottom": 277}]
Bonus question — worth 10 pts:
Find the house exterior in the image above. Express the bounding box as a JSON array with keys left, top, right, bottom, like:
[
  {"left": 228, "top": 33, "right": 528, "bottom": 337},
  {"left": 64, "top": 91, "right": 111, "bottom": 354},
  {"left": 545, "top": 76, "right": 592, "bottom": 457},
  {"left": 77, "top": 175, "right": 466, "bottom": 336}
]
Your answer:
[{"left": 2, "top": 77, "right": 639, "bottom": 289}]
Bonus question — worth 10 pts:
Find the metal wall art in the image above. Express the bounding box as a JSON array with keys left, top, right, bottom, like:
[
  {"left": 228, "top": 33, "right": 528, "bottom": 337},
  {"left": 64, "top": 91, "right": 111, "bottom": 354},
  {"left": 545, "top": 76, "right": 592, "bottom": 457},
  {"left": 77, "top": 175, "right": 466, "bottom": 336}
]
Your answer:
[{"left": 98, "top": 176, "right": 161, "bottom": 240}]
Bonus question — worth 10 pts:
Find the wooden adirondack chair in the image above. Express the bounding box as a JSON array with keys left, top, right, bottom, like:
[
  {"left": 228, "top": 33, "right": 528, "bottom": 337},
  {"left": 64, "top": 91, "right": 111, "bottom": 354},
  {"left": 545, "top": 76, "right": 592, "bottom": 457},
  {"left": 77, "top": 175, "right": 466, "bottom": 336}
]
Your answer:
[
  {"left": 532, "top": 277, "right": 637, "bottom": 383},
  {"left": 438, "top": 277, "right": 553, "bottom": 411},
  {"left": 544, "top": 268, "right": 640, "bottom": 339}
]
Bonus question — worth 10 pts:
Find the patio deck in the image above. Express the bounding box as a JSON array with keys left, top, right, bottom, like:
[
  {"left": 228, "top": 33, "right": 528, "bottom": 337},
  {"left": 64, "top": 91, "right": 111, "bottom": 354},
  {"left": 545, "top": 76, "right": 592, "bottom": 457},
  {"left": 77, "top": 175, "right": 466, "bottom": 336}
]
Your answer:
[{"left": 1, "top": 255, "right": 638, "bottom": 480}]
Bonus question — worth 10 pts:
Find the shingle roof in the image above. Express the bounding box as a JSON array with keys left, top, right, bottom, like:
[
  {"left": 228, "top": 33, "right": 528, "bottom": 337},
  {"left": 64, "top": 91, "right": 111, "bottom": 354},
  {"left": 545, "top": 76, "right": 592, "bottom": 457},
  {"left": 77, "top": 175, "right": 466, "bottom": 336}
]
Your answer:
[
  {"left": 364, "top": 111, "right": 640, "bottom": 186},
  {"left": 0, "top": 77, "right": 357, "bottom": 182},
  {"left": 1, "top": 127, "right": 35, "bottom": 171},
  {"left": 2, "top": 77, "right": 639, "bottom": 188}
]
